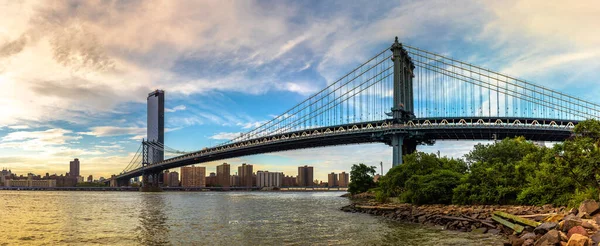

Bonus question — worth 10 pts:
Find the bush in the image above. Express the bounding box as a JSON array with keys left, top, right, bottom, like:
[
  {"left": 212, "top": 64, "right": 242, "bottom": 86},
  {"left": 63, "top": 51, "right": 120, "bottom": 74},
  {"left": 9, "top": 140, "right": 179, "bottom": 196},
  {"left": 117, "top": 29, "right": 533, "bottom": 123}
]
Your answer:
[{"left": 403, "top": 170, "right": 463, "bottom": 205}]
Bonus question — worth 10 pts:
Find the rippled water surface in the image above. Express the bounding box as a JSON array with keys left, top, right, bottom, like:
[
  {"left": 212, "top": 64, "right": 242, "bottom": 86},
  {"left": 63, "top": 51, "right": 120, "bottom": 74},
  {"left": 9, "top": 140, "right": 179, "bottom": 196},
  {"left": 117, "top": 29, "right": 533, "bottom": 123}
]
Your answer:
[{"left": 0, "top": 191, "right": 503, "bottom": 245}]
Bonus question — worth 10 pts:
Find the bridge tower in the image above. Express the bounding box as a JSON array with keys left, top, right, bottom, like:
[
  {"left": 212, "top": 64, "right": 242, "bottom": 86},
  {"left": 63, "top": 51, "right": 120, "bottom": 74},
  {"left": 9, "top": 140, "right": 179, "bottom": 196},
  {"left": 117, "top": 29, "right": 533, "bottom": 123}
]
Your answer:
[{"left": 389, "top": 37, "right": 418, "bottom": 168}]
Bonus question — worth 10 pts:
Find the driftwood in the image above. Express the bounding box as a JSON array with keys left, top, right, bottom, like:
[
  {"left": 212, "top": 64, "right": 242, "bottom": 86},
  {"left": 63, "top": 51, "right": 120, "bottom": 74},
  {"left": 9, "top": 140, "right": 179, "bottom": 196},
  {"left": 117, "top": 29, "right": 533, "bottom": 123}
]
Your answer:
[
  {"left": 516, "top": 213, "right": 556, "bottom": 218},
  {"left": 492, "top": 215, "right": 524, "bottom": 233},
  {"left": 494, "top": 211, "right": 541, "bottom": 227}
]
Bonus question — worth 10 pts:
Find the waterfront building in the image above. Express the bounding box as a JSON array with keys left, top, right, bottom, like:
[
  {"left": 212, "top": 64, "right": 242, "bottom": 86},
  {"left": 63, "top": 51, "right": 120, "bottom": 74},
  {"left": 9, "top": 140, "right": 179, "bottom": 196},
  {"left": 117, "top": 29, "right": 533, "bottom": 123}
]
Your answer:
[
  {"left": 205, "top": 172, "right": 217, "bottom": 187},
  {"left": 87, "top": 175, "right": 93, "bottom": 182},
  {"left": 181, "top": 166, "right": 206, "bottom": 187},
  {"left": 338, "top": 172, "right": 349, "bottom": 187},
  {"left": 328, "top": 172, "right": 338, "bottom": 187},
  {"left": 238, "top": 163, "right": 253, "bottom": 187},
  {"left": 230, "top": 174, "right": 240, "bottom": 187},
  {"left": 69, "top": 158, "right": 80, "bottom": 177},
  {"left": 297, "top": 165, "right": 314, "bottom": 187},
  {"left": 77, "top": 176, "right": 84, "bottom": 183},
  {"left": 163, "top": 170, "right": 170, "bottom": 186},
  {"left": 5, "top": 177, "right": 56, "bottom": 187},
  {"left": 256, "top": 171, "right": 283, "bottom": 188},
  {"left": 217, "top": 163, "right": 230, "bottom": 187},
  {"left": 168, "top": 171, "right": 179, "bottom": 187},
  {"left": 282, "top": 175, "right": 297, "bottom": 187}
]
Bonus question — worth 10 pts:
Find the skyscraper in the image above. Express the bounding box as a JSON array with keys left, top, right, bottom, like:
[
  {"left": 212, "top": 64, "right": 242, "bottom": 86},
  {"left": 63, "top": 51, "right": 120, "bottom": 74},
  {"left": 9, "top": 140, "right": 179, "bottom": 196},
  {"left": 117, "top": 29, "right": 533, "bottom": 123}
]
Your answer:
[
  {"left": 181, "top": 166, "right": 206, "bottom": 187},
  {"left": 328, "top": 172, "right": 338, "bottom": 187},
  {"left": 216, "top": 163, "right": 230, "bottom": 187},
  {"left": 69, "top": 158, "right": 80, "bottom": 177},
  {"left": 147, "top": 90, "right": 165, "bottom": 164},
  {"left": 238, "top": 163, "right": 253, "bottom": 187},
  {"left": 297, "top": 165, "right": 314, "bottom": 187},
  {"left": 338, "top": 172, "right": 350, "bottom": 188}
]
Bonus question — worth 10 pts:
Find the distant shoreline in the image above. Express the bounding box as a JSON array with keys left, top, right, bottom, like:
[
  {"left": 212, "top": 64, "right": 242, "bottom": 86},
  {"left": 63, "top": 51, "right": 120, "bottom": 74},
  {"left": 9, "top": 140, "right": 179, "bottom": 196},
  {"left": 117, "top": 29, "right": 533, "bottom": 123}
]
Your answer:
[{"left": 0, "top": 187, "right": 349, "bottom": 192}]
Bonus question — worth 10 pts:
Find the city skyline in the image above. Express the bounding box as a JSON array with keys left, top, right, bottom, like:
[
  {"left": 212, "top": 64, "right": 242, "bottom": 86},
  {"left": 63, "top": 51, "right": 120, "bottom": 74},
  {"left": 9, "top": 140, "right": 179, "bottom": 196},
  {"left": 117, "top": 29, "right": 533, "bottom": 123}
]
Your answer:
[{"left": 1, "top": 1, "right": 600, "bottom": 180}]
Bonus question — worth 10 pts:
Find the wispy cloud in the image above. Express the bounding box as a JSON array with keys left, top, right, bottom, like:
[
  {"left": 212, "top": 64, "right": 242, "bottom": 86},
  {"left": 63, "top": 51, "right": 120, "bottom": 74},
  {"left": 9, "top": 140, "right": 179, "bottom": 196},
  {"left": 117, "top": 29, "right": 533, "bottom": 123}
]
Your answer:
[{"left": 210, "top": 132, "right": 242, "bottom": 140}]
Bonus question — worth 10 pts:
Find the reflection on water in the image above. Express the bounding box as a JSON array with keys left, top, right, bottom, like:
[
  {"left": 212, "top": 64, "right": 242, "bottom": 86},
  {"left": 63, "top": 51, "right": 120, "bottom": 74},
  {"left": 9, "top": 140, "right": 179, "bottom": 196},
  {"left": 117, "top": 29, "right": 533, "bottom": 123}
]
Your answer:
[
  {"left": 136, "top": 194, "right": 170, "bottom": 246},
  {"left": 0, "top": 191, "right": 503, "bottom": 245}
]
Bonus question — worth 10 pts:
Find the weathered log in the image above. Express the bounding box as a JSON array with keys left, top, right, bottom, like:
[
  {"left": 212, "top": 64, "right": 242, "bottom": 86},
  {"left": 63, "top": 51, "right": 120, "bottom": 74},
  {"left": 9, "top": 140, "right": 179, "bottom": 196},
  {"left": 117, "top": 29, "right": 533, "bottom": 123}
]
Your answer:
[
  {"left": 492, "top": 215, "right": 524, "bottom": 233},
  {"left": 494, "top": 211, "right": 541, "bottom": 227}
]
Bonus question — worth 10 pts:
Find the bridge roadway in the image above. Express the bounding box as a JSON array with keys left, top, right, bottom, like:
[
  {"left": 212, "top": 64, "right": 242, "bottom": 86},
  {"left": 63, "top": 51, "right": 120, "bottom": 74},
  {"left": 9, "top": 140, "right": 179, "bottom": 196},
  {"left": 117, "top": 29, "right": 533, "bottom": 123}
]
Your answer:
[{"left": 112, "top": 117, "right": 577, "bottom": 182}]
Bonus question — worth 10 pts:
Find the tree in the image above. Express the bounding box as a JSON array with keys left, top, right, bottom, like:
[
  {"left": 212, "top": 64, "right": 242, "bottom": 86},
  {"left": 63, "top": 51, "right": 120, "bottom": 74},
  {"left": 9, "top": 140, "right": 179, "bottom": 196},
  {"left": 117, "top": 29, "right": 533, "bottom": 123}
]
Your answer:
[
  {"left": 348, "top": 163, "right": 377, "bottom": 194},
  {"left": 453, "top": 137, "right": 541, "bottom": 205},
  {"left": 555, "top": 119, "right": 600, "bottom": 191}
]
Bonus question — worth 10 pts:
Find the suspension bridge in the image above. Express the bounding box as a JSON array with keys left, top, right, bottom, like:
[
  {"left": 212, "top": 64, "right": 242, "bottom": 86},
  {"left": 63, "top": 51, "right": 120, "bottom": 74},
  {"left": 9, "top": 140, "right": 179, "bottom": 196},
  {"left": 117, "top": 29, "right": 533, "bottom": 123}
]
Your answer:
[{"left": 107, "top": 37, "right": 599, "bottom": 188}]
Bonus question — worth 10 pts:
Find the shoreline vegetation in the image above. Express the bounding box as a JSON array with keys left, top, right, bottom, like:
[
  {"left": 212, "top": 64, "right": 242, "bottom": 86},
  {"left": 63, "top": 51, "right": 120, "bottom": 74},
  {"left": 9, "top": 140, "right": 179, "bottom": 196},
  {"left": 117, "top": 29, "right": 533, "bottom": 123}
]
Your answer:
[{"left": 343, "top": 119, "right": 600, "bottom": 245}]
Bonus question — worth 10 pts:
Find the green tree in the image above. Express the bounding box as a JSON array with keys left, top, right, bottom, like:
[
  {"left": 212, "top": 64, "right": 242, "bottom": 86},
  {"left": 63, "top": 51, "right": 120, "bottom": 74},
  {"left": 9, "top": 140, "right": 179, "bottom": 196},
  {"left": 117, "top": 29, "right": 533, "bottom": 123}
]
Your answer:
[
  {"left": 348, "top": 163, "right": 377, "bottom": 194},
  {"left": 555, "top": 119, "right": 600, "bottom": 191},
  {"left": 377, "top": 152, "right": 467, "bottom": 202},
  {"left": 403, "top": 169, "right": 463, "bottom": 205},
  {"left": 453, "top": 137, "right": 540, "bottom": 205}
]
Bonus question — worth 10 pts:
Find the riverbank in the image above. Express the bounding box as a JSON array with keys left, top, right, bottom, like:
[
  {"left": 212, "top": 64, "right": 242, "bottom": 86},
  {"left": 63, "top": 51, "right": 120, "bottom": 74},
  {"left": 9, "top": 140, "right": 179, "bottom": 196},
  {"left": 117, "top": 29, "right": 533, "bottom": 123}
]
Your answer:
[{"left": 341, "top": 195, "right": 600, "bottom": 245}]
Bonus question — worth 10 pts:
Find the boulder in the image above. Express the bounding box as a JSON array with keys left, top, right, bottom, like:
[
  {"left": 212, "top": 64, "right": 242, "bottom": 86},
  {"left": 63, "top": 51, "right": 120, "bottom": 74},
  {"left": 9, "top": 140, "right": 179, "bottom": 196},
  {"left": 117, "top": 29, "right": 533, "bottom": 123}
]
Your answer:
[
  {"left": 578, "top": 200, "right": 599, "bottom": 215},
  {"left": 509, "top": 234, "right": 525, "bottom": 246},
  {"left": 577, "top": 212, "right": 591, "bottom": 219},
  {"left": 523, "top": 239, "right": 535, "bottom": 246},
  {"left": 521, "top": 232, "right": 537, "bottom": 241},
  {"left": 581, "top": 220, "right": 596, "bottom": 230},
  {"left": 535, "top": 222, "right": 558, "bottom": 235},
  {"left": 562, "top": 215, "right": 583, "bottom": 232},
  {"left": 569, "top": 208, "right": 579, "bottom": 215},
  {"left": 565, "top": 233, "right": 591, "bottom": 246},
  {"left": 560, "top": 231, "right": 569, "bottom": 242},
  {"left": 545, "top": 214, "right": 565, "bottom": 223},
  {"left": 567, "top": 226, "right": 588, "bottom": 239},
  {"left": 590, "top": 232, "right": 600, "bottom": 245},
  {"left": 535, "top": 230, "right": 562, "bottom": 246},
  {"left": 472, "top": 227, "right": 487, "bottom": 234}
]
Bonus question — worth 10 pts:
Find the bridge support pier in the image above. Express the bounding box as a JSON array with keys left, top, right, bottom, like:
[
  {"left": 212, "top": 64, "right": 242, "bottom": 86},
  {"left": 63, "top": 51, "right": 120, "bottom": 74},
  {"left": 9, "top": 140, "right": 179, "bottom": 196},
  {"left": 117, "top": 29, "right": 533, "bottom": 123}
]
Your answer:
[
  {"left": 391, "top": 135, "right": 417, "bottom": 168},
  {"left": 140, "top": 172, "right": 163, "bottom": 192}
]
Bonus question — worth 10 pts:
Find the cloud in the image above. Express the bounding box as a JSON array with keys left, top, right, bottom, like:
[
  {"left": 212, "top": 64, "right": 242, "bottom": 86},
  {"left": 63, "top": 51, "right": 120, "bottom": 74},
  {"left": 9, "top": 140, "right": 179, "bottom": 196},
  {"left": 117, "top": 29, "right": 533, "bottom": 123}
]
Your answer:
[
  {"left": 81, "top": 126, "right": 145, "bottom": 137},
  {"left": 7, "top": 125, "right": 30, "bottom": 130},
  {"left": 165, "top": 105, "right": 186, "bottom": 113},
  {"left": 210, "top": 132, "right": 242, "bottom": 140},
  {"left": 237, "top": 121, "right": 267, "bottom": 129}
]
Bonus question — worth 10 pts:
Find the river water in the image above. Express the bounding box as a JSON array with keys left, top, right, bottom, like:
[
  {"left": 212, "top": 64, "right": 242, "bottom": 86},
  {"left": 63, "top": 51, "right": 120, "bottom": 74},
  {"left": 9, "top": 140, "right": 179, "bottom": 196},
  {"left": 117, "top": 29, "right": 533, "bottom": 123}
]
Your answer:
[{"left": 0, "top": 191, "right": 503, "bottom": 245}]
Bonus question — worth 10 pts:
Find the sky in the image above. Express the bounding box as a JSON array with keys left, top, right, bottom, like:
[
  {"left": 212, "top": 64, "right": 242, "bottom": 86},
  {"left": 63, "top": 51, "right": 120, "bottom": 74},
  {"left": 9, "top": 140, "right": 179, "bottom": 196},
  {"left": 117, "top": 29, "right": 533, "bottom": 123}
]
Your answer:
[{"left": 1, "top": 0, "right": 599, "bottom": 181}]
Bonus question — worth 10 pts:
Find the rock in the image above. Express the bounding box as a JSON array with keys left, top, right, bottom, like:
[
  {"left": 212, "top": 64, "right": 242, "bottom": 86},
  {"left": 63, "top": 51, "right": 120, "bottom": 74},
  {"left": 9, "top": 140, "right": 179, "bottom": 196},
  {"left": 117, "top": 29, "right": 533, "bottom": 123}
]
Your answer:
[
  {"left": 488, "top": 229, "right": 501, "bottom": 235},
  {"left": 472, "top": 227, "right": 488, "bottom": 234},
  {"left": 569, "top": 208, "right": 579, "bottom": 215},
  {"left": 521, "top": 232, "right": 537, "bottom": 240},
  {"left": 578, "top": 200, "right": 599, "bottom": 215},
  {"left": 535, "top": 230, "right": 561, "bottom": 246},
  {"left": 567, "top": 226, "right": 588, "bottom": 239},
  {"left": 535, "top": 222, "right": 558, "bottom": 235},
  {"left": 546, "top": 214, "right": 565, "bottom": 223},
  {"left": 560, "top": 231, "right": 569, "bottom": 241},
  {"left": 565, "top": 233, "right": 591, "bottom": 246},
  {"left": 418, "top": 215, "right": 427, "bottom": 223},
  {"left": 577, "top": 212, "right": 591, "bottom": 219},
  {"left": 581, "top": 220, "right": 596, "bottom": 230},
  {"left": 563, "top": 215, "right": 583, "bottom": 232},
  {"left": 509, "top": 234, "right": 525, "bottom": 246},
  {"left": 523, "top": 239, "right": 535, "bottom": 246},
  {"left": 590, "top": 232, "right": 600, "bottom": 245}
]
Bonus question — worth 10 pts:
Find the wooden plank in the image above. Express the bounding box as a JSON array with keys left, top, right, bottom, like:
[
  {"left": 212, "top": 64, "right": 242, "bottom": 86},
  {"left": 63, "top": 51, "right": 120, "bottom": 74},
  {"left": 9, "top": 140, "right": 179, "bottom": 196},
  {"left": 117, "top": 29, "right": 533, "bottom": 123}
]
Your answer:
[
  {"left": 494, "top": 211, "right": 541, "bottom": 227},
  {"left": 492, "top": 215, "right": 524, "bottom": 233},
  {"left": 517, "top": 213, "right": 556, "bottom": 218}
]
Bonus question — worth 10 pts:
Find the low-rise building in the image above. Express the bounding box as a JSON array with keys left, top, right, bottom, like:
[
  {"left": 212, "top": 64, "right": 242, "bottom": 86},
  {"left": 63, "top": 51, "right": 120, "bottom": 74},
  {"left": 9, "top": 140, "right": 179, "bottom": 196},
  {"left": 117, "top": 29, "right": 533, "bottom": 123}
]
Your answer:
[
  {"left": 5, "top": 179, "right": 56, "bottom": 187},
  {"left": 256, "top": 171, "right": 283, "bottom": 188}
]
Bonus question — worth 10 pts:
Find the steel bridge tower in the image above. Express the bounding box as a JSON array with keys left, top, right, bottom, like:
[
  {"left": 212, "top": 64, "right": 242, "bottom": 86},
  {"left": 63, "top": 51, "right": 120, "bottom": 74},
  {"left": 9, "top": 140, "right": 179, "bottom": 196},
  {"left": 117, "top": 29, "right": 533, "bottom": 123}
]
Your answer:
[{"left": 389, "top": 37, "right": 418, "bottom": 168}]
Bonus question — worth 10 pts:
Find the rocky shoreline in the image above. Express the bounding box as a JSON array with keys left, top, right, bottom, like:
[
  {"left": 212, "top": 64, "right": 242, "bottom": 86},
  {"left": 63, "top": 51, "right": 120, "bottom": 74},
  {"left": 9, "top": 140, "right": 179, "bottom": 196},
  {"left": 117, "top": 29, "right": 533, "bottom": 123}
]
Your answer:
[{"left": 341, "top": 197, "right": 600, "bottom": 245}]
